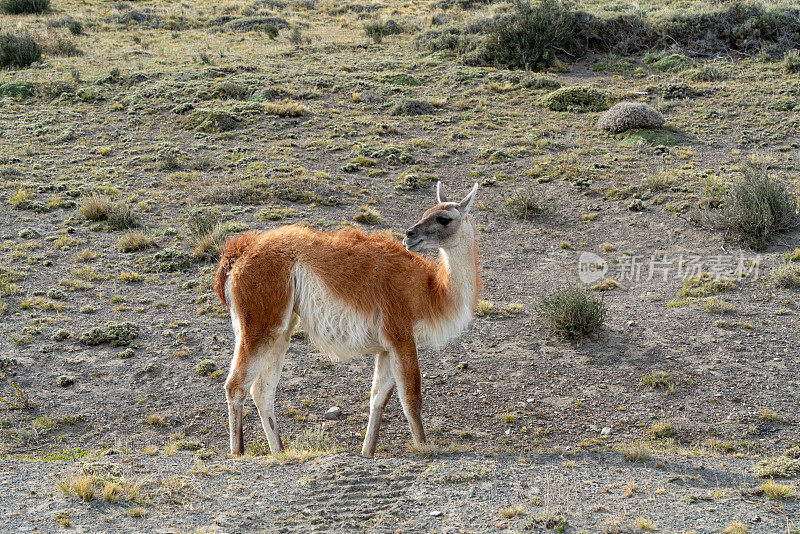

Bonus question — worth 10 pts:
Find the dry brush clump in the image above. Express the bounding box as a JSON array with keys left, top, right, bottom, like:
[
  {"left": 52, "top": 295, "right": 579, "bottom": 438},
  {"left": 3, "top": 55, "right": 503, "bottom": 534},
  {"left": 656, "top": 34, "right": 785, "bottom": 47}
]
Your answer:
[
  {"left": 415, "top": 1, "right": 800, "bottom": 70},
  {"left": 693, "top": 164, "right": 799, "bottom": 251},
  {"left": 535, "top": 287, "right": 606, "bottom": 341},
  {"left": 597, "top": 102, "right": 665, "bottom": 134},
  {"left": 187, "top": 211, "right": 226, "bottom": 261}
]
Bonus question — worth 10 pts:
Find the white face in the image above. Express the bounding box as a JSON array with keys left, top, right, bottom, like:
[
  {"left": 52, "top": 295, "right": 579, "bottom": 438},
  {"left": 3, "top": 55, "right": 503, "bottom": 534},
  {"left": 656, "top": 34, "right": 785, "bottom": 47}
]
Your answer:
[{"left": 403, "top": 183, "right": 478, "bottom": 252}]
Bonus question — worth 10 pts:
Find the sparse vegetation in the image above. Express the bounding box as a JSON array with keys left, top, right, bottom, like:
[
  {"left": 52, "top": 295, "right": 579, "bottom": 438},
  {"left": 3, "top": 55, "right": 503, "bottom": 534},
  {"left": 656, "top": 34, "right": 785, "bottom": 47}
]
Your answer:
[
  {"left": 1, "top": 0, "right": 49, "bottom": 15},
  {"left": 536, "top": 287, "right": 606, "bottom": 341},
  {"left": 642, "top": 371, "right": 672, "bottom": 389},
  {"left": 506, "top": 187, "right": 544, "bottom": 219},
  {"left": 541, "top": 86, "right": 609, "bottom": 112},
  {"left": 1, "top": 0, "right": 799, "bottom": 529},
  {"left": 695, "top": 163, "right": 799, "bottom": 251}
]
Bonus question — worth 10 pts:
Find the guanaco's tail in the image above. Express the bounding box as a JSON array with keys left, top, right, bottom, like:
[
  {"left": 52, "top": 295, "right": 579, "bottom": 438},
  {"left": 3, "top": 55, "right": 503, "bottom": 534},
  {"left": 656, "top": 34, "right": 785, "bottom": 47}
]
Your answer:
[{"left": 214, "top": 232, "right": 260, "bottom": 308}]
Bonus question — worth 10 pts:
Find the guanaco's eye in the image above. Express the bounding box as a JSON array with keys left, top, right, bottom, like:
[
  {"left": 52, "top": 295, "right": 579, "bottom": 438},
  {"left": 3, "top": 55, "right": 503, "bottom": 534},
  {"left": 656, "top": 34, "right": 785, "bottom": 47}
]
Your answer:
[{"left": 436, "top": 216, "right": 451, "bottom": 226}]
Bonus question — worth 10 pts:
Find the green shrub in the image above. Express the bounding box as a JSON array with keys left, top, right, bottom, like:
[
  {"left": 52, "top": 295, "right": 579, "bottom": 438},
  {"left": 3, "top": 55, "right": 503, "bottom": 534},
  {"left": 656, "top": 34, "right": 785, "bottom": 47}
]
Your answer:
[
  {"left": 181, "top": 109, "right": 240, "bottom": 133},
  {"left": 79, "top": 322, "right": 139, "bottom": 347},
  {"left": 0, "top": 0, "right": 50, "bottom": 15},
  {"left": 482, "top": 0, "right": 584, "bottom": 70},
  {"left": 644, "top": 52, "right": 693, "bottom": 72},
  {"left": 67, "top": 19, "right": 84, "bottom": 36},
  {"left": 697, "top": 164, "right": 799, "bottom": 251},
  {"left": 0, "top": 81, "right": 35, "bottom": 98},
  {"left": 0, "top": 32, "right": 42, "bottom": 69},
  {"left": 353, "top": 206, "right": 382, "bottom": 225},
  {"left": 784, "top": 50, "right": 800, "bottom": 73},
  {"left": 541, "top": 86, "right": 609, "bottom": 112},
  {"left": 195, "top": 360, "right": 217, "bottom": 376},
  {"left": 106, "top": 204, "right": 138, "bottom": 230},
  {"left": 506, "top": 187, "right": 544, "bottom": 219},
  {"left": 536, "top": 287, "right": 606, "bottom": 341},
  {"left": 772, "top": 264, "right": 800, "bottom": 288}
]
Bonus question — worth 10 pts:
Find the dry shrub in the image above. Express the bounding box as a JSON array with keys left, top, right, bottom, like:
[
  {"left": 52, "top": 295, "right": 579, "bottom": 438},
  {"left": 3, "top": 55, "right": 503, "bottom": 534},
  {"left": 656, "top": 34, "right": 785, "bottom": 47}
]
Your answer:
[
  {"left": 536, "top": 287, "right": 606, "bottom": 341},
  {"left": 597, "top": 102, "right": 665, "bottom": 133},
  {"left": 694, "top": 163, "right": 799, "bottom": 251}
]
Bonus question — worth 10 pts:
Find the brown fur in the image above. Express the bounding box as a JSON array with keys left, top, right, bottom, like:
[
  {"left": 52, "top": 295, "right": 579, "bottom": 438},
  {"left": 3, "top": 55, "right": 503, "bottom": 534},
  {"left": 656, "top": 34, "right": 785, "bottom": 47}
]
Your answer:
[
  {"left": 214, "top": 225, "right": 481, "bottom": 354},
  {"left": 215, "top": 184, "right": 482, "bottom": 456}
]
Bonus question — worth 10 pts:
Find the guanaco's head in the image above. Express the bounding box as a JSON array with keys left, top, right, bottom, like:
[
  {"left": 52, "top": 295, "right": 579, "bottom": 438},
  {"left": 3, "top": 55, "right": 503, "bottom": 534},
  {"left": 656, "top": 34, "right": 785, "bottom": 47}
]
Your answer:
[{"left": 403, "top": 182, "right": 478, "bottom": 253}]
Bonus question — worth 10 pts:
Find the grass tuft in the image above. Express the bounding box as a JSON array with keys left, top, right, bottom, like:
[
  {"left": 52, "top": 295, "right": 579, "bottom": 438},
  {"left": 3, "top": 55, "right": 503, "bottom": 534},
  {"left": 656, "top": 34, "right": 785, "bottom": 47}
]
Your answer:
[
  {"left": 506, "top": 187, "right": 544, "bottom": 219},
  {"left": 118, "top": 231, "right": 155, "bottom": 252}
]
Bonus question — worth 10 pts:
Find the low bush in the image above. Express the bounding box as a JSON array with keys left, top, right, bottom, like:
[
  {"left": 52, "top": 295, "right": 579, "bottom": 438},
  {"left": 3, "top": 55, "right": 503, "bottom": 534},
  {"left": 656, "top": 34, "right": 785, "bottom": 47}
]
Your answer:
[
  {"left": 481, "top": 0, "right": 583, "bottom": 71},
  {"left": 415, "top": 1, "right": 800, "bottom": 68},
  {"left": 505, "top": 187, "right": 544, "bottom": 219},
  {"left": 1, "top": 0, "right": 49, "bottom": 15},
  {"left": 536, "top": 287, "right": 606, "bottom": 341},
  {"left": 541, "top": 86, "right": 609, "bottom": 112},
  {"left": 597, "top": 102, "right": 665, "bottom": 133},
  {"left": 0, "top": 32, "right": 42, "bottom": 69},
  {"left": 695, "top": 164, "right": 799, "bottom": 251}
]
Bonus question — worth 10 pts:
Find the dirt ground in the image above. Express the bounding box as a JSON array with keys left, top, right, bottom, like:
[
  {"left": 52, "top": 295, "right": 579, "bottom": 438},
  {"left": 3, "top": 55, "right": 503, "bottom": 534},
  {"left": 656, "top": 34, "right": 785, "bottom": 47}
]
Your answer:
[
  {"left": 2, "top": 451, "right": 798, "bottom": 533},
  {"left": 1, "top": 0, "right": 799, "bottom": 531}
]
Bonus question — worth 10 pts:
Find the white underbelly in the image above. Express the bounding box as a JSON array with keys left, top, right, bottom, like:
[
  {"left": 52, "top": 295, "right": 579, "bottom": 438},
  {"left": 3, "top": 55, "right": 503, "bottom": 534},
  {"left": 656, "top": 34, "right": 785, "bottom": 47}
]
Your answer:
[{"left": 293, "top": 264, "right": 383, "bottom": 361}]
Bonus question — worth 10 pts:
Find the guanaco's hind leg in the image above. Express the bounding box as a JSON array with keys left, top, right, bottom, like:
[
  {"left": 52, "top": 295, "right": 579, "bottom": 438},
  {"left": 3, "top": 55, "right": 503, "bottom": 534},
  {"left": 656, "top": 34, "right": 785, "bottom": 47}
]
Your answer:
[
  {"left": 361, "top": 351, "right": 395, "bottom": 457},
  {"left": 250, "top": 314, "right": 297, "bottom": 455},
  {"left": 224, "top": 334, "right": 267, "bottom": 456},
  {"left": 389, "top": 339, "right": 426, "bottom": 448}
]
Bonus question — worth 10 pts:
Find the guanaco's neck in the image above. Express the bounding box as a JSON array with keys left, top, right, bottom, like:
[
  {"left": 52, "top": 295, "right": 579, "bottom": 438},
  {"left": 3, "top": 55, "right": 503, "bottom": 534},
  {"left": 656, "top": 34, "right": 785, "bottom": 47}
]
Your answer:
[{"left": 436, "top": 222, "right": 480, "bottom": 316}]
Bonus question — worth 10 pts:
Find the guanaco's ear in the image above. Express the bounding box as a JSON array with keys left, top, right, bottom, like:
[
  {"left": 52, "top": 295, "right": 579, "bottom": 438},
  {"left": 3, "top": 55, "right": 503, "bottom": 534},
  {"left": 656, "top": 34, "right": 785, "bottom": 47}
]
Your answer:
[
  {"left": 458, "top": 183, "right": 479, "bottom": 213},
  {"left": 436, "top": 181, "right": 448, "bottom": 204}
]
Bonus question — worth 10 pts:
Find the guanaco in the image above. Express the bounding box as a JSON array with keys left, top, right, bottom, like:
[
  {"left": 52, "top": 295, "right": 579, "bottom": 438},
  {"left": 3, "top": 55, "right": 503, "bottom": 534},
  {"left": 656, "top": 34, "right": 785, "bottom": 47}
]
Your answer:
[{"left": 214, "top": 182, "right": 482, "bottom": 457}]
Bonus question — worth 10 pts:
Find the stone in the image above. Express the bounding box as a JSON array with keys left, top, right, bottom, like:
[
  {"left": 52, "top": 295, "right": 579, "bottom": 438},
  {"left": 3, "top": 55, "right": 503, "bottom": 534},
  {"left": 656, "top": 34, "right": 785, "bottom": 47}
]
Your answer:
[{"left": 324, "top": 406, "right": 341, "bottom": 420}]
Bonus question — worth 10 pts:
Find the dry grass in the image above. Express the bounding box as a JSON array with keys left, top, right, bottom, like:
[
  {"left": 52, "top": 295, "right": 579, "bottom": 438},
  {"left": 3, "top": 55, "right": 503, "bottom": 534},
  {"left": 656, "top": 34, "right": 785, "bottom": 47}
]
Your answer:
[
  {"left": 723, "top": 521, "right": 748, "bottom": 534},
  {"left": 57, "top": 473, "right": 95, "bottom": 502},
  {"left": 762, "top": 480, "right": 796, "bottom": 500},
  {"left": 499, "top": 505, "right": 525, "bottom": 518},
  {"left": 622, "top": 442, "right": 652, "bottom": 463},
  {"left": 79, "top": 195, "right": 112, "bottom": 221},
  {"left": 103, "top": 481, "right": 122, "bottom": 503},
  {"left": 263, "top": 100, "right": 309, "bottom": 117},
  {"left": 118, "top": 231, "right": 156, "bottom": 252}
]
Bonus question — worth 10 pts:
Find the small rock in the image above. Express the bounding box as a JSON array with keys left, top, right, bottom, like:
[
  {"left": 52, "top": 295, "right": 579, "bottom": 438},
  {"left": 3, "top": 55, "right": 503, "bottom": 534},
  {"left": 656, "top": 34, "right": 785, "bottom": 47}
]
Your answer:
[
  {"left": 526, "top": 398, "right": 535, "bottom": 404},
  {"left": 429, "top": 511, "right": 442, "bottom": 517},
  {"left": 601, "top": 426, "right": 612, "bottom": 436},
  {"left": 324, "top": 406, "right": 341, "bottom": 420}
]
